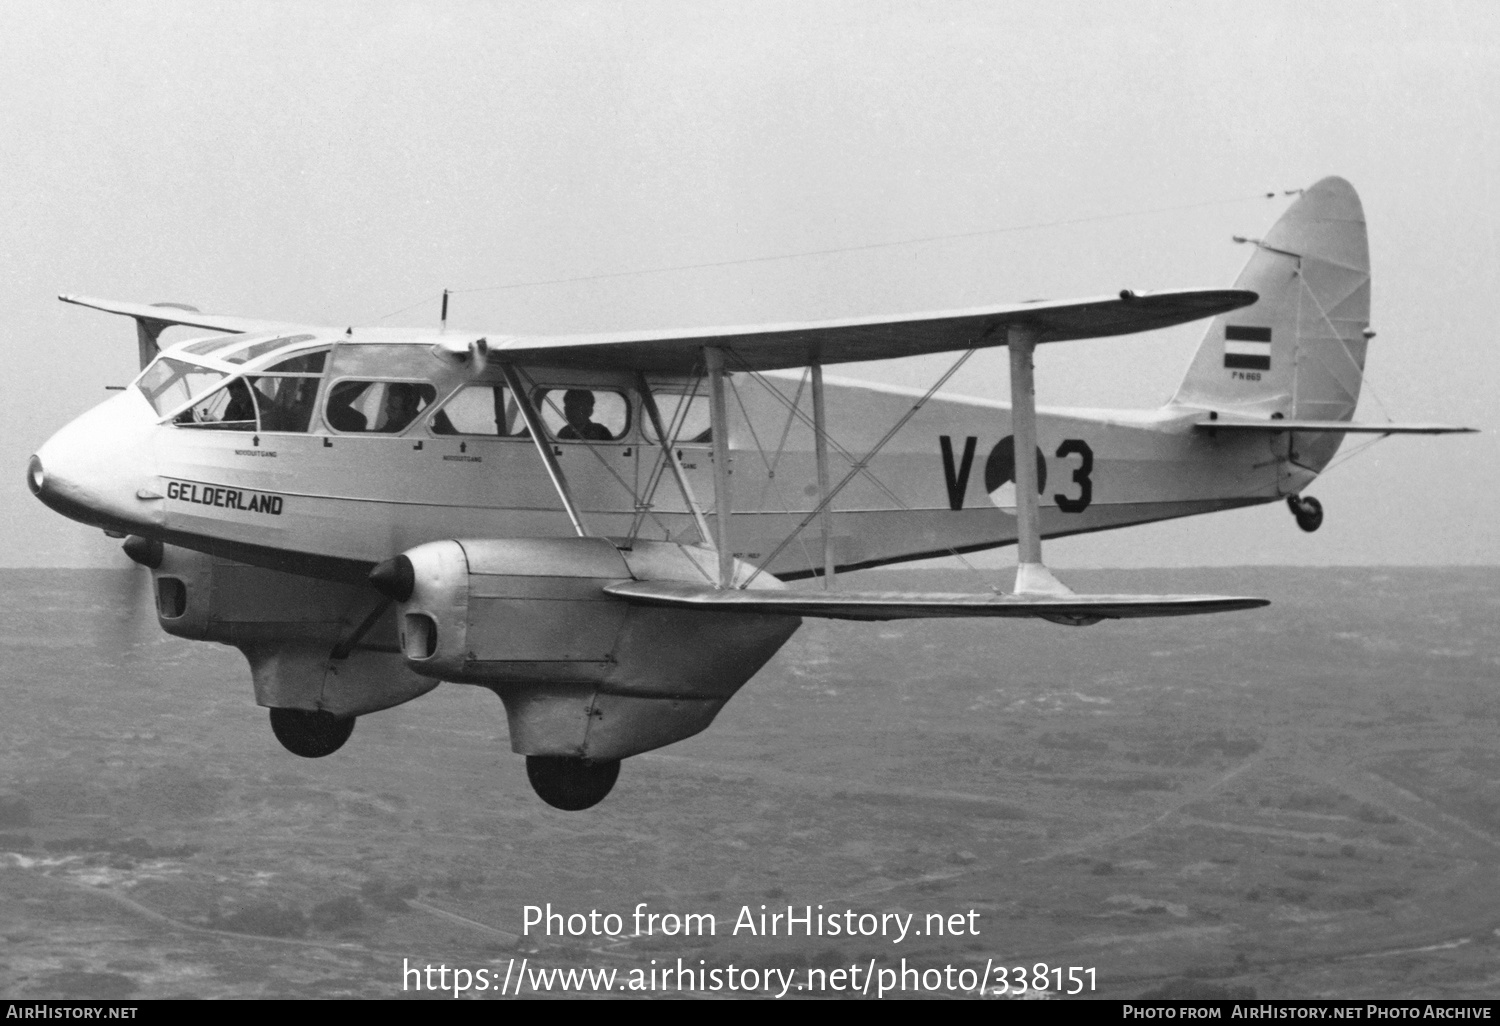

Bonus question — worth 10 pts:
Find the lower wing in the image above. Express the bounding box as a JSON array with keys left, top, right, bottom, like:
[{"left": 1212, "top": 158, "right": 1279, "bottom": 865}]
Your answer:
[{"left": 605, "top": 581, "right": 1267, "bottom": 624}]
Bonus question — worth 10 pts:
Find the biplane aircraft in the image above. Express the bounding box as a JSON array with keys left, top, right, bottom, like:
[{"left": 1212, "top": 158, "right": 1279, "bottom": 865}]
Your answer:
[{"left": 27, "top": 177, "right": 1471, "bottom": 809}]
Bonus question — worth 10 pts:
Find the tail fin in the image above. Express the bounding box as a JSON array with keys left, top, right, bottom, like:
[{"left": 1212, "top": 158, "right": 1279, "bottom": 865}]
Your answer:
[{"left": 1171, "top": 177, "right": 1371, "bottom": 424}]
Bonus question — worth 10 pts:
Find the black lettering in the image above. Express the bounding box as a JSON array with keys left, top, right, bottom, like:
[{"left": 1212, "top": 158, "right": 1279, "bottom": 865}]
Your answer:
[
  {"left": 166, "top": 479, "right": 284, "bottom": 515},
  {"left": 939, "top": 435, "right": 977, "bottom": 510},
  {"left": 1053, "top": 439, "right": 1093, "bottom": 513}
]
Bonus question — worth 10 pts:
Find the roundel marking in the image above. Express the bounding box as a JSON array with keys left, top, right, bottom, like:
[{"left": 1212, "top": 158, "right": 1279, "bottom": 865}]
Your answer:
[{"left": 984, "top": 435, "right": 1047, "bottom": 495}]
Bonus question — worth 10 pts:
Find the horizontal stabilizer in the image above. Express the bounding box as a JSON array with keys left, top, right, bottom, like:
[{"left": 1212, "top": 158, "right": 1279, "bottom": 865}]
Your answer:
[
  {"left": 1195, "top": 416, "right": 1475, "bottom": 435},
  {"left": 604, "top": 580, "right": 1268, "bottom": 623}
]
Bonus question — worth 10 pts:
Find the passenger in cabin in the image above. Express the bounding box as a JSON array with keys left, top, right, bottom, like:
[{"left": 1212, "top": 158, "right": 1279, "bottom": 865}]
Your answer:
[
  {"left": 558, "top": 389, "right": 612, "bottom": 441},
  {"left": 325, "top": 381, "right": 368, "bottom": 432}
]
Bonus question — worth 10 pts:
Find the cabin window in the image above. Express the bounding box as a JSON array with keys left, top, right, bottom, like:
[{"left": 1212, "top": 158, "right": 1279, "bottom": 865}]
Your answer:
[
  {"left": 262, "top": 352, "right": 327, "bottom": 375},
  {"left": 173, "top": 378, "right": 257, "bottom": 431},
  {"left": 137, "top": 358, "right": 228, "bottom": 417},
  {"left": 641, "top": 391, "right": 712, "bottom": 444},
  {"left": 429, "top": 384, "right": 528, "bottom": 436},
  {"left": 223, "top": 334, "right": 319, "bottom": 365},
  {"left": 248, "top": 375, "right": 322, "bottom": 433},
  {"left": 181, "top": 334, "right": 249, "bottom": 358},
  {"left": 324, "top": 380, "right": 438, "bottom": 434},
  {"left": 537, "top": 388, "right": 631, "bottom": 442}
]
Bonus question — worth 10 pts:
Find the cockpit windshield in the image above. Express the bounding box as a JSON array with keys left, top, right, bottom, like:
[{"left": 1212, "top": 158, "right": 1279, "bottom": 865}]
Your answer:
[
  {"left": 140, "top": 344, "right": 331, "bottom": 430},
  {"left": 136, "top": 358, "right": 229, "bottom": 417}
]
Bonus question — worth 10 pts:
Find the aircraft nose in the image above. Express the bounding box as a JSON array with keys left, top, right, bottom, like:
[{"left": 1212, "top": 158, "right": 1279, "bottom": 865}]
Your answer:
[
  {"left": 25, "top": 454, "right": 45, "bottom": 497},
  {"left": 29, "top": 388, "right": 160, "bottom": 534}
]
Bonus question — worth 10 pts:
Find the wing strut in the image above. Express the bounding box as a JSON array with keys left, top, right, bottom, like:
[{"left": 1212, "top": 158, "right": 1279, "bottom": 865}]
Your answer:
[
  {"left": 499, "top": 363, "right": 589, "bottom": 539},
  {"left": 810, "top": 360, "right": 836, "bottom": 588},
  {"left": 705, "top": 347, "right": 736, "bottom": 587},
  {"left": 1008, "top": 326, "right": 1071, "bottom": 596}
]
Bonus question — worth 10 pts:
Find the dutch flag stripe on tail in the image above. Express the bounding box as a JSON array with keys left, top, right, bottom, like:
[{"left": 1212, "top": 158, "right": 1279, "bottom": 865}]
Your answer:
[{"left": 1223, "top": 325, "right": 1271, "bottom": 370}]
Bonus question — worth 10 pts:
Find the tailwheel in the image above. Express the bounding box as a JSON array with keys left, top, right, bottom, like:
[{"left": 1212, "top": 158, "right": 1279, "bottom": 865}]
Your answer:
[
  {"left": 1287, "top": 494, "right": 1324, "bottom": 533},
  {"left": 526, "top": 756, "right": 621, "bottom": 811},
  {"left": 268, "top": 708, "right": 355, "bottom": 758}
]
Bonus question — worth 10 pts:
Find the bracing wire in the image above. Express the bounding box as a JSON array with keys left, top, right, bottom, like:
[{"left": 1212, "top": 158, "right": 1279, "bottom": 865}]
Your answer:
[
  {"left": 724, "top": 373, "right": 823, "bottom": 579},
  {"left": 738, "top": 363, "right": 993, "bottom": 586}
]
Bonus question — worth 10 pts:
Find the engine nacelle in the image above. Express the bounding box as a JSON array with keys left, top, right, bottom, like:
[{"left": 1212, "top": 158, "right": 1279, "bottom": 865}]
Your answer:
[
  {"left": 389, "top": 538, "right": 800, "bottom": 760},
  {"left": 145, "top": 543, "right": 439, "bottom": 717}
]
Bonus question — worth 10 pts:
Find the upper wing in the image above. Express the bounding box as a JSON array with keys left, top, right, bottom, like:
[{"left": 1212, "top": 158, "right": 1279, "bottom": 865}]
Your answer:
[
  {"left": 63, "top": 287, "right": 1255, "bottom": 374},
  {"left": 604, "top": 580, "right": 1268, "bottom": 623},
  {"left": 1195, "top": 416, "right": 1476, "bottom": 435},
  {"left": 59, "top": 294, "right": 313, "bottom": 337},
  {"left": 492, "top": 287, "right": 1258, "bottom": 374}
]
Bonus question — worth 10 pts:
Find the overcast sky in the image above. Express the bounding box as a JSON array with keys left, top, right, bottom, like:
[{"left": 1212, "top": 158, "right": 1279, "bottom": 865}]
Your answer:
[{"left": 2, "top": 1, "right": 1495, "bottom": 569}]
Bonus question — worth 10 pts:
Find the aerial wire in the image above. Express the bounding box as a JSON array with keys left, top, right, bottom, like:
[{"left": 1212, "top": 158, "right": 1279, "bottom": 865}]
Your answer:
[
  {"left": 372, "top": 291, "right": 445, "bottom": 324},
  {"left": 444, "top": 190, "right": 1291, "bottom": 299}
]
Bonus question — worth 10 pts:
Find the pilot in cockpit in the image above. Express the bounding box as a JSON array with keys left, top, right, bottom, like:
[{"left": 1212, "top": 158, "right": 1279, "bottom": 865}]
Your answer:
[
  {"left": 218, "top": 379, "right": 257, "bottom": 429},
  {"left": 381, "top": 382, "right": 425, "bottom": 433}
]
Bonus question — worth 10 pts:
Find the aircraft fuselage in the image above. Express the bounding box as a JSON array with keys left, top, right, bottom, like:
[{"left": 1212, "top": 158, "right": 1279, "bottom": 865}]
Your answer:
[{"left": 31, "top": 345, "right": 1296, "bottom": 584}]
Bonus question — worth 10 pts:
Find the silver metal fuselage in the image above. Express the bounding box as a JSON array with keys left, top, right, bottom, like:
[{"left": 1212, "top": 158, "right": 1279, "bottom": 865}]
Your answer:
[{"left": 31, "top": 339, "right": 1299, "bottom": 585}]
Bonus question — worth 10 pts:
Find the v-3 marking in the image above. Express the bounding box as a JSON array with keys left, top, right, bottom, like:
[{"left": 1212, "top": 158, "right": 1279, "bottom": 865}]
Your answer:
[{"left": 940, "top": 435, "right": 1092, "bottom": 513}]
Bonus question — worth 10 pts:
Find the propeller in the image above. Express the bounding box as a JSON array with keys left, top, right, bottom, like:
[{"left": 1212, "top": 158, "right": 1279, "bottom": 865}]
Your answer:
[{"left": 101, "top": 534, "right": 162, "bottom": 653}]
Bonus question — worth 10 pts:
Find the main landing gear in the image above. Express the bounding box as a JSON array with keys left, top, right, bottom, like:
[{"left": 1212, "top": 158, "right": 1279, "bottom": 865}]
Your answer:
[
  {"left": 269, "top": 708, "right": 355, "bottom": 758},
  {"left": 1287, "top": 494, "right": 1324, "bottom": 533},
  {"left": 526, "top": 756, "right": 621, "bottom": 811}
]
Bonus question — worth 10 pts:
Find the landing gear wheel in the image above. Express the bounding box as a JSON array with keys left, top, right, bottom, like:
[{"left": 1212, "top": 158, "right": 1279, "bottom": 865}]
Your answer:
[
  {"left": 1288, "top": 494, "right": 1324, "bottom": 533},
  {"left": 526, "top": 756, "right": 621, "bottom": 811},
  {"left": 268, "top": 708, "right": 355, "bottom": 758}
]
